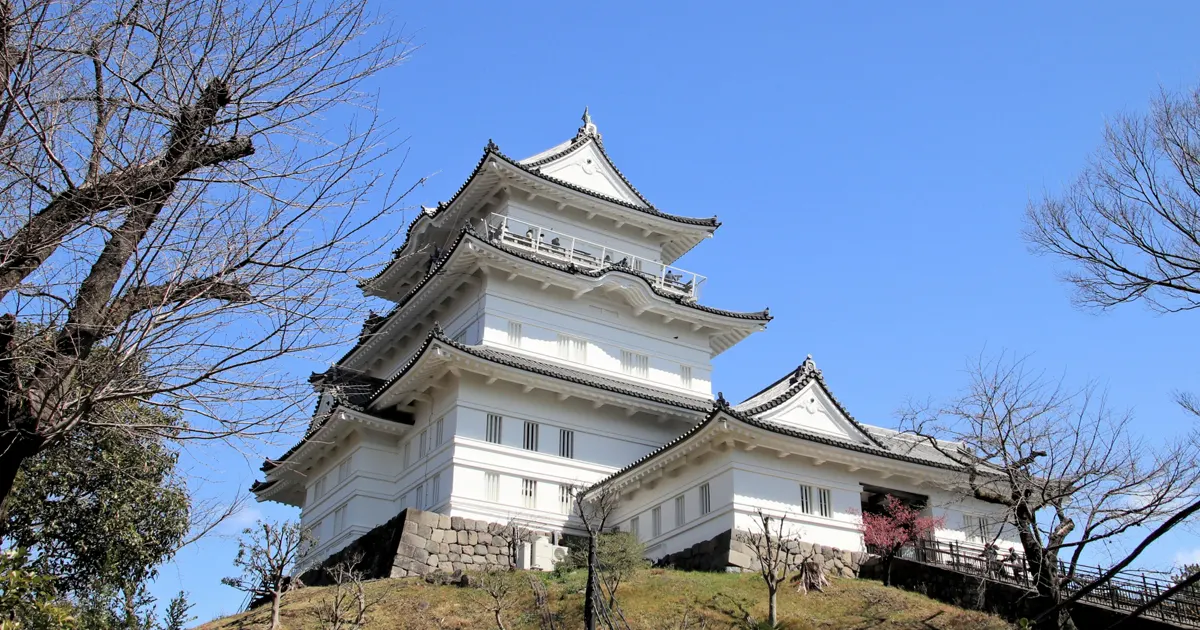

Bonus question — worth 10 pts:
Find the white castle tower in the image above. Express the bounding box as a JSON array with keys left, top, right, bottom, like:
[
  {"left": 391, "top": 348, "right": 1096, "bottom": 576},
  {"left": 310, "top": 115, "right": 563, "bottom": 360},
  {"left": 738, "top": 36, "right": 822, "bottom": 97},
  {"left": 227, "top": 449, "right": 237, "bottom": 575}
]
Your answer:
[{"left": 252, "top": 111, "right": 771, "bottom": 560}]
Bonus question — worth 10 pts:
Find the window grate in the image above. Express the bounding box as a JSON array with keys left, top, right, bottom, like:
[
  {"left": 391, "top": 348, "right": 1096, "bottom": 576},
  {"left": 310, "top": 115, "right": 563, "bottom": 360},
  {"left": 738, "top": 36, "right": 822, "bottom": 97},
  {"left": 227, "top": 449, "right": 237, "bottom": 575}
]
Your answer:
[
  {"left": 799, "top": 484, "right": 813, "bottom": 514},
  {"left": 651, "top": 506, "right": 662, "bottom": 537},
  {"left": 486, "top": 414, "right": 503, "bottom": 444},
  {"left": 507, "top": 321, "right": 522, "bottom": 347},
  {"left": 523, "top": 421, "right": 539, "bottom": 451},
  {"left": 674, "top": 495, "right": 686, "bottom": 528},
  {"left": 522, "top": 479, "right": 537, "bottom": 509},
  {"left": 485, "top": 472, "right": 500, "bottom": 502},
  {"left": 818, "top": 488, "right": 832, "bottom": 518},
  {"left": 699, "top": 483, "right": 711, "bottom": 515},
  {"left": 559, "top": 429, "right": 574, "bottom": 459},
  {"left": 621, "top": 350, "right": 649, "bottom": 378}
]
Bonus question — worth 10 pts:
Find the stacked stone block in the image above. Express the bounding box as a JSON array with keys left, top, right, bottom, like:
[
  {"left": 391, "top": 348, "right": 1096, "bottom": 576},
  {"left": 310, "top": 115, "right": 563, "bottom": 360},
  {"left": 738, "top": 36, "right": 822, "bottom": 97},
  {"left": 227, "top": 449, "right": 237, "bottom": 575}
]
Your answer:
[{"left": 657, "top": 530, "right": 865, "bottom": 578}]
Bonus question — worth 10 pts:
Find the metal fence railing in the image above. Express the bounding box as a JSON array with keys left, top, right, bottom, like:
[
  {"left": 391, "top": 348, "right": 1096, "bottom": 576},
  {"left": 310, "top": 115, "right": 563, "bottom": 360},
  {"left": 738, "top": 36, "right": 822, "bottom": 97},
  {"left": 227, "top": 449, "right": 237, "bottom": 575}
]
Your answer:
[{"left": 869, "top": 538, "right": 1200, "bottom": 628}]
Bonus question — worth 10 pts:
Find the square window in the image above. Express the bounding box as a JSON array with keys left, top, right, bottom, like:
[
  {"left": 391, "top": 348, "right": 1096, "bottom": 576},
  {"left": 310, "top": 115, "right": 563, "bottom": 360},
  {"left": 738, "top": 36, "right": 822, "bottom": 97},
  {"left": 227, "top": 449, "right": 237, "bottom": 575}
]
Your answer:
[{"left": 621, "top": 350, "right": 649, "bottom": 378}]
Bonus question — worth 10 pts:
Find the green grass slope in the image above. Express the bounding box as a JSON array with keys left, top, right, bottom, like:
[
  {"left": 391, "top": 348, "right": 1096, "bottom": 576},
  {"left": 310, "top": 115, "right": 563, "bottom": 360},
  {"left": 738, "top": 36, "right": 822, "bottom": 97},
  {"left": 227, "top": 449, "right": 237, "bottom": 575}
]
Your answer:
[{"left": 198, "top": 569, "right": 1012, "bottom": 630}]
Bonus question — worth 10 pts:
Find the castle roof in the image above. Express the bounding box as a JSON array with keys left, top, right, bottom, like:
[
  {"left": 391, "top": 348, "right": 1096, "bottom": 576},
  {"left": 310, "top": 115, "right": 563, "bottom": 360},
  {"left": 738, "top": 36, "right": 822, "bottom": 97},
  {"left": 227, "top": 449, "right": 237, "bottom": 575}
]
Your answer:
[
  {"left": 339, "top": 227, "right": 771, "bottom": 369},
  {"left": 586, "top": 359, "right": 972, "bottom": 495},
  {"left": 364, "top": 121, "right": 719, "bottom": 298}
]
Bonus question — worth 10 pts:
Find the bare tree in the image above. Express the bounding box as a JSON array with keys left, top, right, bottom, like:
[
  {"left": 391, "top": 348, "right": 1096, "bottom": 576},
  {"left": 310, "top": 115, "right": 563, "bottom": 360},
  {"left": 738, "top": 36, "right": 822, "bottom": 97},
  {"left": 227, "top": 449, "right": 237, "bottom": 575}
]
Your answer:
[
  {"left": 0, "top": 0, "right": 417, "bottom": 512},
  {"left": 501, "top": 514, "right": 536, "bottom": 570},
  {"left": 736, "top": 509, "right": 803, "bottom": 628},
  {"left": 473, "top": 567, "right": 524, "bottom": 630},
  {"left": 222, "top": 519, "right": 313, "bottom": 630},
  {"left": 571, "top": 483, "right": 620, "bottom": 630},
  {"left": 313, "top": 551, "right": 380, "bottom": 630},
  {"left": 1026, "top": 84, "right": 1200, "bottom": 315},
  {"left": 901, "top": 354, "right": 1200, "bottom": 630}
]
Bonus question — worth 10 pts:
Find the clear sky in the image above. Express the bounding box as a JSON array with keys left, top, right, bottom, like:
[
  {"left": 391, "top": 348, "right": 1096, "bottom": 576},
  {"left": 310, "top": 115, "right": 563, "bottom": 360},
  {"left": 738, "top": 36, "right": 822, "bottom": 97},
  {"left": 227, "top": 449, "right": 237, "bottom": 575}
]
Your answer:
[{"left": 155, "top": 1, "right": 1200, "bottom": 621}]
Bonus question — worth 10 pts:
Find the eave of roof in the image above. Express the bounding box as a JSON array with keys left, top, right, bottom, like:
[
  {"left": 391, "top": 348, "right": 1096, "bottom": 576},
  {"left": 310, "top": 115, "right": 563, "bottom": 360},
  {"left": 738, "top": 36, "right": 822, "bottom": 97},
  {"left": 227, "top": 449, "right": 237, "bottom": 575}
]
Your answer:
[
  {"left": 259, "top": 399, "right": 413, "bottom": 474},
  {"left": 337, "top": 227, "right": 771, "bottom": 368},
  {"left": 363, "top": 140, "right": 720, "bottom": 292},
  {"left": 366, "top": 326, "right": 714, "bottom": 414},
  {"left": 587, "top": 400, "right": 969, "bottom": 494}
]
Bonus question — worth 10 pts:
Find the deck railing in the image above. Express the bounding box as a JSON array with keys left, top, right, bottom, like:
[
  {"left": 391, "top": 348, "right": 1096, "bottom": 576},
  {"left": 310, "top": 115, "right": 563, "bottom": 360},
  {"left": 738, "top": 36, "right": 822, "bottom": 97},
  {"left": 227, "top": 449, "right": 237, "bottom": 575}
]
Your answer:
[
  {"left": 477, "top": 213, "right": 706, "bottom": 300},
  {"left": 869, "top": 538, "right": 1200, "bottom": 627}
]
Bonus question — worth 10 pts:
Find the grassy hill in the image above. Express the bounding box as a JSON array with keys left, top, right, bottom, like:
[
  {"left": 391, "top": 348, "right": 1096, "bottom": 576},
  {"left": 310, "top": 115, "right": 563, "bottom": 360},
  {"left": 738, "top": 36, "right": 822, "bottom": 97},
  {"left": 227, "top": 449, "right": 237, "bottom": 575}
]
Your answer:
[{"left": 198, "top": 569, "right": 1012, "bottom": 630}]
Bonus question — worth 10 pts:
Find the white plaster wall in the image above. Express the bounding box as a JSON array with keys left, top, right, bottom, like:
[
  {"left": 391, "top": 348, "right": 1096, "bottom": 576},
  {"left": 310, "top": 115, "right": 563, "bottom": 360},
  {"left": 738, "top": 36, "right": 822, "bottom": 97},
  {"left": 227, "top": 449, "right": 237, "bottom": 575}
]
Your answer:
[
  {"left": 611, "top": 464, "right": 737, "bottom": 561},
  {"left": 363, "top": 285, "right": 484, "bottom": 379},
  {"left": 479, "top": 280, "right": 714, "bottom": 397},
  {"left": 440, "top": 374, "right": 695, "bottom": 532}
]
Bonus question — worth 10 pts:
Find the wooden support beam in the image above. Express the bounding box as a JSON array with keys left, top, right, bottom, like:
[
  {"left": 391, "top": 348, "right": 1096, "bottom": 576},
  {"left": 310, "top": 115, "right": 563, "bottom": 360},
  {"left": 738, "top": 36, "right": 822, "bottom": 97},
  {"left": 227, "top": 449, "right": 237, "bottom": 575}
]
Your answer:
[
  {"left": 691, "top": 322, "right": 704, "bottom": 332},
  {"left": 485, "top": 376, "right": 498, "bottom": 385},
  {"left": 592, "top": 400, "right": 604, "bottom": 410},
  {"left": 662, "top": 315, "right": 674, "bottom": 324},
  {"left": 585, "top": 211, "right": 596, "bottom": 220},
  {"left": 614, "top": 221, "right": 625, "bottom": 230},
  {"left": 507, "top": 272, "right": 518, "bottom": 281},
  {"left": 556, "top": 393, "right": 569, "bottom": 402},
  {"left": 556, "top": 201, "right": 566, "bottom": 211},
  {"left": 526, "top": 190, "right": 537, "bottom": 201},
  {"left": 539, "top": 281, "right": 551, "bottom": 290},
  {"left": 812, "top": 458, "right": 826, "bottom": 466},
  {"left": 846, "top": 465, "right": 861, "bottom": 473},
  {"left": 625, "top": 408, "right": 638, "bottom": 417},
  {"left": 744, "top": 443, "right": 758, "bottom": 452},
  {"left": 777, "top": 450, "right": 789, "bottom": 459},
  {"left": 521, "top": 384, "right": 535, "bottom": 394}
]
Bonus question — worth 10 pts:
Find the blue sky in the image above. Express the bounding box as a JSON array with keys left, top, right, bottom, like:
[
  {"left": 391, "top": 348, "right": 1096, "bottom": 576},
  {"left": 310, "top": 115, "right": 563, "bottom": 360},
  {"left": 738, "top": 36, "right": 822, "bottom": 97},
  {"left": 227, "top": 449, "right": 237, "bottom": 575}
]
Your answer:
[{"left": 155, "top": 1, "right": 1200, "bottom": 621}]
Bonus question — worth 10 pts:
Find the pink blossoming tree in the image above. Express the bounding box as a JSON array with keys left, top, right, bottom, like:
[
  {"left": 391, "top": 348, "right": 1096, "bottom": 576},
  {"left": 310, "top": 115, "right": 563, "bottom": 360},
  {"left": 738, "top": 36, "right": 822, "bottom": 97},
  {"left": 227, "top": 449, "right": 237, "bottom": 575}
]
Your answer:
[{"left": 860, "top": 495, "right": 943, "bottom": 586}]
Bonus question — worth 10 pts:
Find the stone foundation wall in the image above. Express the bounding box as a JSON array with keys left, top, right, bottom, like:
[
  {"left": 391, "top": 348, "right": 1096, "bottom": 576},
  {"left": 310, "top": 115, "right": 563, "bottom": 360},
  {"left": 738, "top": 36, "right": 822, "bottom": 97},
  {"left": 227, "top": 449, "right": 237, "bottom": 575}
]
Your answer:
[
  {"left": 299, "top": 508, "right": 546, "bottom": 585},
  {"left": 655, "top": 529, "right": 865, "bottom": 578}
]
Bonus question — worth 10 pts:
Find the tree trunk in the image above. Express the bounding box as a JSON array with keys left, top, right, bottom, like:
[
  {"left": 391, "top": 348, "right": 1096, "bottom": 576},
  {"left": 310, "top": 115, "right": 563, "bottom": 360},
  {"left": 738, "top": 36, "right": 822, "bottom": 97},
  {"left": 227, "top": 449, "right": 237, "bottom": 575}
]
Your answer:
[
  {"left": 494, "top": 608, "right": 507, "bottom": 630},
  {"left": 883, "top": 555, "right": 893, "bottom": 587},
  {"left": 270, "top": 591, "right": 282, "bottom": 630},
  {"left": 1030, "top": 561, "right": 1077, "bottom": 630},
  {"left": 0, "top": 431, "right": 41, "bottom": 523},
  {"left": 123, "top": 587, "right": 139, "bottom": 630},
  {"left": 768, "top": 586, "right": 778, "bottom": 627},
  {"left": 583, "top": 533, "right": 598, "bottom": 630}
]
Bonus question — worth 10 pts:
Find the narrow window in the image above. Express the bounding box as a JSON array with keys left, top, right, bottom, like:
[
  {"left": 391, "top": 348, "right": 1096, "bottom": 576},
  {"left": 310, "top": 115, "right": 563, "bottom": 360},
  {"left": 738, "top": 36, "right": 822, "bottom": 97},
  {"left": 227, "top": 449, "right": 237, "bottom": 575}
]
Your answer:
[
  {"left": 559, "top": 485, "right": 573, "bottom": 514},
  {"left": 435, "top": 416, "right": 445, "bottom": 446},
  {"left": 674, "top": 495, "right": 686, "bottom": 528},
  {"left": 629, "top": 516, "right": 640, "bottom": 540},
  {"left": 699, "top": 483, "right": 711, "bottom": 515},
  {"left": 508, "top": 321, "right": 522, "bottom": 347},
  {"left": 414, "top": 483, "right": 423, "bottom": 509},
  {"left": 418, "top": 429, "right": 428, "bottom": 457},
  {"left": 558, "top": 334, "right": 587, "bottom": 362},
  {"left": 485, "top": 472, "right": 500, "bottom": 502},
  {"left": 621, "top": 350, "right": 649, "bottom": 378},
  {"left": 651, "top": 505, "right": 662, "bottom": 537},
  {"left": 522, "top": 479, "right": 538, "bottom": 509},
  {"left": 818, "top": 488, "right": 833, "bottom": 518},
  {"left": 431, "top": 473, "right": 440, "bottom": 507},
  {"left": 523, "top": 421, "right": 539, "bottom": 451},
  {"left": 680, "top": 365, "right": 693, "bottom": 389},
  {"left": 337, "top": 457, "right": 352, "bottom": 484},
  {"left": 333, "top": 504, "right": 346, "bottom": 533},
  {"left": 402, "top": 440, "right": 411, "bottom": 469},
  {"left": 313, "top": 473, "right": 327, "bottom": 499},
  {"left": 559, "top": 429, "right": 574, "bottom": 459},
  {"left": 799, "top": 484, "right": 813, "bottom": 515},
  {"left": 486, "top": 414, "right": 503, "bottom": 444}
]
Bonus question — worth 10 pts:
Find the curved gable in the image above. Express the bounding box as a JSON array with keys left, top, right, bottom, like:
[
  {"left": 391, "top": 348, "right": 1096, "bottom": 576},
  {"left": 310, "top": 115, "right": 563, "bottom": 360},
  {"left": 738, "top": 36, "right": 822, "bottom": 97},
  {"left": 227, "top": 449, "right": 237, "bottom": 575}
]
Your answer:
[{"left": 755, "top": 380, "right": 872, "bottom": 445}]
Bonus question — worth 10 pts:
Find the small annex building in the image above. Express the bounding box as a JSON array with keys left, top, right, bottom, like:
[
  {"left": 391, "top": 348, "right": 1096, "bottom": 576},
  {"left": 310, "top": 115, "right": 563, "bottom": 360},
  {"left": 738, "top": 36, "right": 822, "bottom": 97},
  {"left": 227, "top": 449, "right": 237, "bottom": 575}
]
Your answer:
[{"left": 251, "top": 111, "right": 1014, "bottom": 572}]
